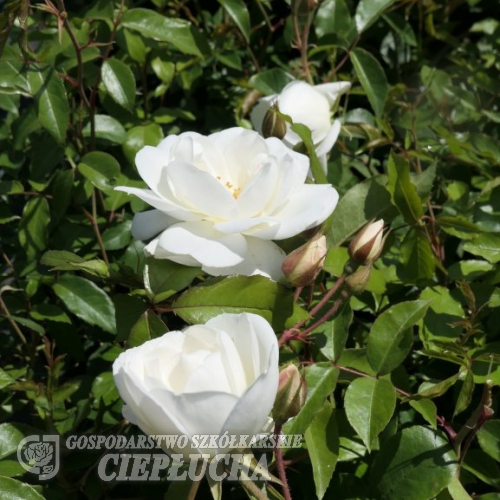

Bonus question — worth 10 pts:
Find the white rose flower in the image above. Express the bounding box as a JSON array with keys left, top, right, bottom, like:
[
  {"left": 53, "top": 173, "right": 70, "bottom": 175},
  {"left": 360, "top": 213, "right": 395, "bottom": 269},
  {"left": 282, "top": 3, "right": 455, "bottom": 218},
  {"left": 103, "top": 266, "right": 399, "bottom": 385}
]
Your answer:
[
  {"left": 116, "top": 127, "right": 338, "bottom": 280},
  {"left": 250, "top": 80, "right": 351, "bottom": 168},
  {"left": 112, "top": 313, "right": 279, "bottom": 458}
]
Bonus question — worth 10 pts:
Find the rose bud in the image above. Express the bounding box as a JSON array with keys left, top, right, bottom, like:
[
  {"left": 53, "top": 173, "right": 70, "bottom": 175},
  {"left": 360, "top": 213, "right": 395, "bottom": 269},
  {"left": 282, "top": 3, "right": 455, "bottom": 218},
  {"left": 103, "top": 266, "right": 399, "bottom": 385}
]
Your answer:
[
  {"left": 282, "top": 233, "right": 327, "bottom": 287},
  {"left": 345, "top": 264, "right": 372, "bottom": 294},
  {"left": 273, "top": 364, "right": 307, "bottom": 426},
  {"left": 261, "top": 102, "right": 287, "bottom": 140},
  {"left": 348, "top": 219, "right": 385, "bottom": 265}
]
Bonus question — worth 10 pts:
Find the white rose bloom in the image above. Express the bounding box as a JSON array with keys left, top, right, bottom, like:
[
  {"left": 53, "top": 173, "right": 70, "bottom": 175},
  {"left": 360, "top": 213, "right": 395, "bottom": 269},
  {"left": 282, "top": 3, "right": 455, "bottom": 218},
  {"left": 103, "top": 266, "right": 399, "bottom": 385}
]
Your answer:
[
  {"left": 112, "top": 313, "right": 279, "bottom": 458},
  {"left": 250, "top": 80, "right": 351, "bottom": 168},
  {"left": 116, "top": 127, "right": 338, "bottom": 280}
]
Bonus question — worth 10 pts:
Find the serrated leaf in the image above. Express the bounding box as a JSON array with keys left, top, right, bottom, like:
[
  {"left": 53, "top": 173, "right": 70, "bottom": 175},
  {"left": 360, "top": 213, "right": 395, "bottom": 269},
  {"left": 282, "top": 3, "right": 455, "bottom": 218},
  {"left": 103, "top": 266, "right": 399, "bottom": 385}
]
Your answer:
[
  {"left": 172, "top": 275, "right": 308, "bottom": 331},
  {"left": 350, "top": 48, "right": 388, "bottom": 118},
  {"left": 0, "top": 476, "right": 46, "bottom": 500},
  {"left": 417, "top": 373, "right": 459, "bottom": 399},
  {"left": 18, "top": 196, "right": 50, "bottom": 258},
  {"left": 463, "top": 233, "right": 500, "bottom": 263},
  {"left": 328, "top": 175, "right": 397, "bottom": 246},
  {"left": 78, "top": 151, "right": 120, "bottom": 192},
  {"left": 344, "top": 377, "right": 396, "bottom": 451},
  {"left": 128, "top": 310, "right": 167, "bottom": 347},
  {"left": 249, "top": 69, "right": 295, "bottom": 95},
  {"left": 387, "top": 152, "right": 423, "bottom": 223},
  {"left": 454, "top": 370, "right": 474, "bottom": 417},
  {"left": 367, "top": 300, "right": 429, "bottom": 375},
  {"left": 101, "top": 58, "right": 136, "bottom": 110},
  {"left": 371, "top": 426, "right": 458, "bottom": 500},
  {"left": 144, "top": 258, "right": 200, "bottom": 303},
  {"left": 400, "top": 228, "right": 435, "bottom": 283},
  {"left": 355, "top": 0, "right": 395, "bottom": 32},
  {"left": 477, "top": 420, "right": 500, "bottom": 462},
  {"left": 122, "top": 8, "right": 208, "bottom": 57},
  {"left": 216, "top": 0, "right": 251, "bottom": 43},
  {"left": 53, "top": 275, "right": 116, "bottom": 333},
  {"left": 28, "top": 66, "right": 69, "bottom": 144},
  {"left": 409, "top": 399, "right": 437, "bottom": 429},
  {"left": 305, "top": 403, "right": 338, "bottom": 500},
  {"left": 317, "top": 304, "right": 353, "bottom": 362},
  {"left": 284, "top": 363, "right": 339, "bottom": 435}
]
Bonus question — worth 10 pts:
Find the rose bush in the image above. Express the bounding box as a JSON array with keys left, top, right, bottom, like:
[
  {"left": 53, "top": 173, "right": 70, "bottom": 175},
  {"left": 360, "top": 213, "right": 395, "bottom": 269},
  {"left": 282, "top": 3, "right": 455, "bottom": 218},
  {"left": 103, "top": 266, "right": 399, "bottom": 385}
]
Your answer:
[
  {"left": 112, "top": 313, "right": 279, "bottom": 458},
  {"left": 250, "top": 81, "right": 351, "bottom": 167},
  {"left": 117, "top": 127, "right": 338, "bottom": 279}
]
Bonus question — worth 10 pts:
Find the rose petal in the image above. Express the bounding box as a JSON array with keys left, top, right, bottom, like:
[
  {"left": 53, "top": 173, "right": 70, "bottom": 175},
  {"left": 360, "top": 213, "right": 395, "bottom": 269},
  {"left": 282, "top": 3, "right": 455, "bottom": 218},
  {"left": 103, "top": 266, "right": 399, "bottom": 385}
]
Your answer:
[
  {"left": 202, "top": 237, "right": 285, "bottom": 280},
  {"left": 158, "top": 222, "right": 247, "bottom": 267},
  {"left": 131, "top": 209, "right": 177, "bottom": 241}
]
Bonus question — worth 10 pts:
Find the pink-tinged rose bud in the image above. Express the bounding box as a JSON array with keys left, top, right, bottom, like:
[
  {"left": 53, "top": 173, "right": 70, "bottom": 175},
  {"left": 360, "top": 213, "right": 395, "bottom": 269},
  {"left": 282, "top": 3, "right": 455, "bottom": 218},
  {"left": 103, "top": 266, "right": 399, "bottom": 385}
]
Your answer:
[
  {"left": 262, "top": 102, "right": 287, "bottom": 140},
  {"left": 348, "top": 219, "right": 385, "bottom": 265},
  {"left": 273, "top": 364, "right": 307, "bottom": 425},
  {"left": 282, "top": 234, "right": 327, "bottom": 287}
]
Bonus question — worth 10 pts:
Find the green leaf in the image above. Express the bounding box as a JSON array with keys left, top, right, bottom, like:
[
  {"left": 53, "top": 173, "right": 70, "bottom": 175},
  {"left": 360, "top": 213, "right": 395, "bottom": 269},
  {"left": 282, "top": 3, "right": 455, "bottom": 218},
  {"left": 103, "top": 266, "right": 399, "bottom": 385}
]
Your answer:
[
  {"left": 387, "top": 152, "right": 424, "bottom": 223},
  {"left": 315, "top": 0, "right": 353, "bottom": 38},
  {"left": 284, "top": 363, "right": 339, "bottom": 435},
  {"left": 249, "top": 69, "right": 295, "bottom": 95},
  {"left": 216, "top": 0, "right": 251, "bottom": 43},
  {"left": 28, "top": 66, "right": 69, "bottom": 144},
  {"left": 40, "top": 250, "right": 85, "bottom": 270},
  {"left": 128, "top": 310, "right": 167, "bottom": 347},
  {"left": 123, "top": 124, "right": 163, "bottom": 165},
  {"left": 172, "top": 275, "right": 308, "bottom": 331},
  {"left": 417, "top": 373, "right": 460, "bottom": 399},
  {"left": 463, "top": 450, "right": 500, "bottom": 488},
  {"left": 344, "top": 377, "right": 396, "bottom": 451},
  {"left": 463, "top": 233, "right": 500, "bottom": 263},
  {"left": 145, "top": 259, "right": 200, "bottom": 303},
  {"left": 354, "top": 0, "right": 395, "bottom": 32},
  {"left": 101, "top": 58, "right": 136, "bottom": 111},
  {"left": 454, "top": 370, "right": 474, "bottom": 417},
  {"left": 84, "top": 114, "right": 126, "bottom": 144},
  {"left": 53, "top": 275, "right": 116, "bottom": 333},
  {"left": 367, "top": 300, "right": 429, "bottom": 375},
  {"left": 92, "top": 372, "right": 119, "bottom": 405},
  {"left": 350, "top": 48, "right": 389, "bottom": 118},
  {"left": 102, "top": 221, "right": 132, "bottom": 251},
  {"left": 0, "top": 476, "right": 46, "bottom": 500},
  {"left": 371, "top": 426, "right": 458, "bottom": 500},
  {"left": 317, "top": 304, "right": 353, "bottom": 362},
  {"left": 400, "top": 228, "right": 435, "bottom": 282},
  {"left": 412, "top": 163, "right": 436, "bottom": 200},
  {"left": 121, "top": 8, "right": 207, "bottom": 57},
  {"left": 18, "top": 197, "right": 50, "bottom": 258},
  {"left": 409, "top": 399, "right": 437, "bottom": 429},
  {"left": 0, "top": 423, "right": 27, "bottom": 460},
  {"left": 437, "top": 217, "right": 482, "bottom": 239},
  {"left": 328, "top": 175, "right": 397, "bottom": 246},
  {"left": 30, "top": 304, "right": 70, "bottom": 324},
  {"left": 448, "top": 477, "right": 473, "bottom": 500},
  {"left": 304, "top": 403, "right": 339, "bottom": 500},
  {"left": 477, "top": 420, "right": 500, "bottom": 462},
  {"left": 78, "top": 151, "right": 120, "bottom": 192},
  {"left": 114, "top": 294, "right": 149, "bottom": 342},
  {"left": 0, "top": 368, "right": 15, "bottom": 390},
  {"left": 420, "top": 286, "right": 465, "bottom": 341}
]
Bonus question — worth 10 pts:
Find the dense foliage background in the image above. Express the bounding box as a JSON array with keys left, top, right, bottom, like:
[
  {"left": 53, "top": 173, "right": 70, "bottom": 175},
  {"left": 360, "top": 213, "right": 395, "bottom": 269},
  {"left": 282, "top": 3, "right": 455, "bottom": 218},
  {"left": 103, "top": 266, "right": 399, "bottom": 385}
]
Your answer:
[{"left": 1, "top": 0, "right": 500, "bottom": 499}]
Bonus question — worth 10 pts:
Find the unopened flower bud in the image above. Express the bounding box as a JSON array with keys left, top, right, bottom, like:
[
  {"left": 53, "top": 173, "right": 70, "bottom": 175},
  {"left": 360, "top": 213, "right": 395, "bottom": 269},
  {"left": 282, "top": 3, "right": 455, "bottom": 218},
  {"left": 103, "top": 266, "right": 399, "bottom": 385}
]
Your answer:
[
  {"left": 273, "top": 364, "right": 307, "bottom": 425},
  {"left": 282, "top": 234, "right": 327, "bottom": 287},
  {"left": 348, "top": 219, "right": 385, "bottom": 265},
  {"left": 345, "top": 265, "right": 372, "bottom": 294},
  {"left": 262, "top": 102, "right": 287, "bottom": 140}
]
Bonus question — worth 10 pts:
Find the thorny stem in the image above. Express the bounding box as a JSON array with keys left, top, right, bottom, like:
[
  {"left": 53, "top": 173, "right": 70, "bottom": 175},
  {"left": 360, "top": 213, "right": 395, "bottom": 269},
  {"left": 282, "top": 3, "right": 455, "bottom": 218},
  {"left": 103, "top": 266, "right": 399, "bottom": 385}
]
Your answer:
[
  {"left": 274, "top": 425, "right": 293, "bottom": 500},
  {"left": 81, "top": 193, "right": 109, "bottom": 265}
]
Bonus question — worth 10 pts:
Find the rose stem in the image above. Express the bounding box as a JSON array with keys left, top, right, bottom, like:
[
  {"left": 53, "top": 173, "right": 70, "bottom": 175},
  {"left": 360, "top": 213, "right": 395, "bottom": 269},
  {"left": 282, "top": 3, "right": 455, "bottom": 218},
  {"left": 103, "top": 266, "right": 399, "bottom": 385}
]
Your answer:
[{"left": 274, "top": 425, "right": 293, "bottom": 500}]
